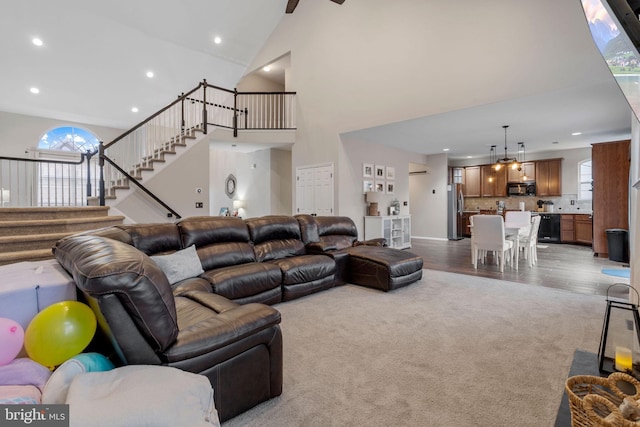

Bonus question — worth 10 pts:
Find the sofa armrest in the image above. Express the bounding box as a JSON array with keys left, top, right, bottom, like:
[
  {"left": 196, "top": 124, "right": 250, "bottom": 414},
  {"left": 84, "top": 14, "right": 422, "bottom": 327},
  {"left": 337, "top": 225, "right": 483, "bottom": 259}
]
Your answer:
[
  {"left": 354, "top": 238, "right": 387, "bottom": 247},
  {"left": 306, "top": 242, "right": 338, "bottom": 252}
]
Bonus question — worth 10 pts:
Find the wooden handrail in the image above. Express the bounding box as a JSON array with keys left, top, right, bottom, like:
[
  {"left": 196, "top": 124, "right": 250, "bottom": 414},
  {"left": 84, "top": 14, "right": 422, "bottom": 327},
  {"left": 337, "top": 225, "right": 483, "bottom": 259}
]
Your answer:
[{"left": 103, "top": 83, "right": 203, "bottom": 150}]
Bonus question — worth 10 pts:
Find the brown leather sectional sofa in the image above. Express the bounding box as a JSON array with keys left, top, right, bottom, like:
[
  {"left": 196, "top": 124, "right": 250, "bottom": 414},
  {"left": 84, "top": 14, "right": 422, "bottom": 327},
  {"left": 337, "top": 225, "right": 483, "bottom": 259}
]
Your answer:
[{"left": 53, "top": 214, "right": 423, "bottom": 422}]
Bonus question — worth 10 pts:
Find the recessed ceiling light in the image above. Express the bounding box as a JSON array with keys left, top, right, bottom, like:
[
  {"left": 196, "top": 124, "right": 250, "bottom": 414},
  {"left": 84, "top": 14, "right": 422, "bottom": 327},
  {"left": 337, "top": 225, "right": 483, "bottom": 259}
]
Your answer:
[
  {"left": 146, "top": 71, "right": 154, "bottom": 78},
  {"left": 131, "top": 107, "right": 139, "bottom": 113},
  {"left": 214, "top": 36, "right": 222, "bottom": 44},
  {"left": 443, "top": 148, "right": 450, "bottom": 152},
  {"left": 263, "top": 66, "right": 271, "bottom": 72},
  {"left": 466, "top": 156, "right": 473, "bottom": 159},
  {"left": 32, "top": 38, "right": 43, "bottom": 47},
  {"left": 571, "top": 132, "right": 582, "bottom": 136},
  {"left": 30, "top": 87, "right": 40, "bottom": 94}
]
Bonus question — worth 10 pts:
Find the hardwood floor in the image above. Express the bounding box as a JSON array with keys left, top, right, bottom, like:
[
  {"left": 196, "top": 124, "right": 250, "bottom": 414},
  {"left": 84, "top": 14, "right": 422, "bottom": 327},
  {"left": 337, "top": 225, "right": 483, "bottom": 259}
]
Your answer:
[{"left": 409, "top": 237, "right": 630, "bottom": 297}]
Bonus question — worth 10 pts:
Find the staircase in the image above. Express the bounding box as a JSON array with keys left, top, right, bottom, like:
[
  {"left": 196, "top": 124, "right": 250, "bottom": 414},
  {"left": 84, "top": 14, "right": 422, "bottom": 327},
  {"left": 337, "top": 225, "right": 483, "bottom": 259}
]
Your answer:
[
  {"left": 0, "top": 206, "right": 124, "bottom": 265},
  {"left": 91, "top": 127, "right": 202, "bottom": 205}
]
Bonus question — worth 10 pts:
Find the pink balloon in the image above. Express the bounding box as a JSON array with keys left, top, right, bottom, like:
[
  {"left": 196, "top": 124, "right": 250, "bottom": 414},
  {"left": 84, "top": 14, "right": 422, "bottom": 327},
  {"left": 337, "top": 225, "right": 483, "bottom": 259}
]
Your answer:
[{"left": 0, "top": 318, "right": 24, "bottom": 366}]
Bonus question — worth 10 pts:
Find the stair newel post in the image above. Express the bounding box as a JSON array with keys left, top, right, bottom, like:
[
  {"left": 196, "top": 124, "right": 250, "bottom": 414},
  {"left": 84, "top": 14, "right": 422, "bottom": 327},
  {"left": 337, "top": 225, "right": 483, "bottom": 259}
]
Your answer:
[
  {"left": 84, "top": 149, "right": 96, "bottom": 204},
  {"left": 98, "top": 141, "right": 105, "bottom": 206},
  {"left": 244, "top": 107, "right": 248, "bottom": 129},
  {"left": 180, "top": 92, "right": 185, "bottom": 135},
  {"left": 202, "top": 80, "right": 208, "bottom": 135},
  {"left": 233, "top": 88, "right": 238, "bottom": 137}
]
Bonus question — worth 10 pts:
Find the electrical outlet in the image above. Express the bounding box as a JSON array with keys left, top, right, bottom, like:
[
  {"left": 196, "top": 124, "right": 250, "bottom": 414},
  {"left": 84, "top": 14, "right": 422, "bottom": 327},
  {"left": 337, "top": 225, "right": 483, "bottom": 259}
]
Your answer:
[{"left": 195, "top": 202, "right": 203, "bottom": 208}]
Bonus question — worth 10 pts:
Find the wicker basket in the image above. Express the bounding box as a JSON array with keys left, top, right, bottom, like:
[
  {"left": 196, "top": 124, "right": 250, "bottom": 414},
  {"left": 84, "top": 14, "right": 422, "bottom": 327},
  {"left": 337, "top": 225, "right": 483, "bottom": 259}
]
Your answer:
[{"left": 565, "top": 372, "right": 640, "bottom": 426}]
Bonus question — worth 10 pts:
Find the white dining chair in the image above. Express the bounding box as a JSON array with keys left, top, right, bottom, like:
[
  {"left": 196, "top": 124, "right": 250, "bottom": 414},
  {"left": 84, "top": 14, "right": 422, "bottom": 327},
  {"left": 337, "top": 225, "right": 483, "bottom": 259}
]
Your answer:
[
  {"left": 518, "top": 215, "right": 542, "bottom": 267},
  {"left": 505, "top": 211, "right": 531, "bottom": 237},
  {"left": 471, "top": 215, "right": 513, "bottom": 272}
]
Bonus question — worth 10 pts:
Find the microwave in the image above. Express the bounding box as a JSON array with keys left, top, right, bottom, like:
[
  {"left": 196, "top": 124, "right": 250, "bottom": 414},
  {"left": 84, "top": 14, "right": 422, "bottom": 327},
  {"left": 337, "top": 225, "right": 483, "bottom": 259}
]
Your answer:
[{"left": 507, "top": 182, "right": 536, "bottom": 196}]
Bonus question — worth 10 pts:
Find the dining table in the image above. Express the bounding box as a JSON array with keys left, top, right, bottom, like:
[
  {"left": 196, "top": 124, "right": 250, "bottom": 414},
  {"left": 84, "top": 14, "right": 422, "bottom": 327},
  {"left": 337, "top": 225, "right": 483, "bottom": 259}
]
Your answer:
[{"left": 504, "top": 220, "right": 532, "bottom": 271}]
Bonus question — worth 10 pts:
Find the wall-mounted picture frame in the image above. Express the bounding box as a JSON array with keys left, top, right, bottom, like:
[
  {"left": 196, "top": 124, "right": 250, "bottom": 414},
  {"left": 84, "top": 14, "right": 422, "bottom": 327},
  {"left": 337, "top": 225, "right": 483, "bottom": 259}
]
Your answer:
[
  {"left": 363, "top": 179, "right": 374, "bottom": 193},
  {"left": 363, "top": 163, "right": 374, "bottom": 178},
  {"left": 375, "top": 165, "right": 385, "bottom": 179},
  {"left": 219, "top": 207, "right": 229, "bottom": 216},
  {"left": 386, "top": 182, "right": 395, "bottom": 194},
  {"left": 386, "top": 166, "right": 395, "bottom": 180},
  {"left": 375, "top": 180, "right": 385, "bottom": 193}
]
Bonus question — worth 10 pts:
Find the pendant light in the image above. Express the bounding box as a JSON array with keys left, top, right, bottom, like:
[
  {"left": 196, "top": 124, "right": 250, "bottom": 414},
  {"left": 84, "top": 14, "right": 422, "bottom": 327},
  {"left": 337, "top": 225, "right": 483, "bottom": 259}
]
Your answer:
[{"left": 491, "top": 125, "right": 521, "bottom": 172}]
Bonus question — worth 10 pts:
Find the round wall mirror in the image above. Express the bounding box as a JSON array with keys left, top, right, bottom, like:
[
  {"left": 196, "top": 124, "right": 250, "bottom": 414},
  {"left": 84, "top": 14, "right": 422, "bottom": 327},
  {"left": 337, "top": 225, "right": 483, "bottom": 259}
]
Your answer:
[{"left": 225, "top": 174, "right": 236, "bottom": 198}]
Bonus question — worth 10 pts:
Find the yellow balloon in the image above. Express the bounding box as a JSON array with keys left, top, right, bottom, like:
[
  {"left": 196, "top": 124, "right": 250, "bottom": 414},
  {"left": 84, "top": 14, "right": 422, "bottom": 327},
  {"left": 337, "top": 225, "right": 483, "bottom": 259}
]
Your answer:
[{"left": 25, "top": 301, "right": 97, "bottom": 369}]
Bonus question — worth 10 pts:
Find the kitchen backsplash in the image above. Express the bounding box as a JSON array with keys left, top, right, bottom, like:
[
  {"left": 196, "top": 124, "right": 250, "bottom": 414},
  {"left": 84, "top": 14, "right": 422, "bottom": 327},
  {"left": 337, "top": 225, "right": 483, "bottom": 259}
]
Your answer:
[{"left": 464, "top": 194, "right": 592, "bottom": 213}]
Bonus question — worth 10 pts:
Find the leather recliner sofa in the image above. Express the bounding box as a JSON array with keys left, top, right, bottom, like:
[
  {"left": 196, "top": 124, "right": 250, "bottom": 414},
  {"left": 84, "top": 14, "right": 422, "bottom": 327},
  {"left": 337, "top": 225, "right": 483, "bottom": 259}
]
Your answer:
[
  {"left": 53, "top": 233, "right": 282, "bottom": 423},
  {"left": 52, "top": 214, "right": 423, "bottom": 421}
]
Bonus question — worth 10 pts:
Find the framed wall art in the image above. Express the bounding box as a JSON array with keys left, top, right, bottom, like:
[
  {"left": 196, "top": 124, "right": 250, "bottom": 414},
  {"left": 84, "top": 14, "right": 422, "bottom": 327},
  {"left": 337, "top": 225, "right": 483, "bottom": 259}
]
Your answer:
[
  {"left": 386, "top": 166, "right": 395, "bottom": 180},
  {"left": 375, "top": 180, "right": 385, "bottom": 193},
  {"left": 363, "top": 163, "right": 374, "bottom": 178},
  {"left": 375, "top": 165, "right": 385, "bottom": 179},
  {"left": 363, "top": 179, "right": 374, "bottom": 193},
  {"left": 386, "top": 182, "right": 395, "bottom": 194}
]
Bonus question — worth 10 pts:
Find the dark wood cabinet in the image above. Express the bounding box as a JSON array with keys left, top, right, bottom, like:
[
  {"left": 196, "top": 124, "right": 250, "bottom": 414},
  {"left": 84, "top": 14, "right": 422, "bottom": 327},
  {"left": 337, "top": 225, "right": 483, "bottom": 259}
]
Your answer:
[
  {"left": 574, "top": 214, "right": 593, "bottom": 245},
  {"left": 561, "top": 215, "right": 574, "bottom": 242},
  {"left": 536, "top": 159, "right": 562, "bottom": 196},
  {"left": 458, "top": 212, "right": 472, "bottom": 237},
  {"left": 462, "top": 166, "right": 480, "bottom": 197},
  {"left": 507, "top": 162, "right": 536, "bottom": 182},
  {"left": 480, "top": 165, "right": 507, "bottom": 197},
  {"left": 561, "top": 214, "right": 592, "bottom": 245},
  {"left": 592, "top": 140, "right": 630, "bottom": 257}
]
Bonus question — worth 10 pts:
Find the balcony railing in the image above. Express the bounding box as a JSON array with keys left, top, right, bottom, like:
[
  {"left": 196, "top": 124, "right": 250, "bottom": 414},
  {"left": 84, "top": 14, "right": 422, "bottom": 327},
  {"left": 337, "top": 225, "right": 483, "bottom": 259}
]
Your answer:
[
  {"left": 1, "top": 80, "right": 295, "bottom": 211},
  {"left": 0, "top": 152, "right": 98, "bottom": 207}
]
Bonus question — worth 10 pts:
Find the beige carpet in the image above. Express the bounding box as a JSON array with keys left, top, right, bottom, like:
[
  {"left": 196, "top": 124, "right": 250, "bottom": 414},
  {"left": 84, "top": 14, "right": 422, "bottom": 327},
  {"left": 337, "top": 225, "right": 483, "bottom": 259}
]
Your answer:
[{"left": 223, "top": 269, "right": 605, "bottom": 427}]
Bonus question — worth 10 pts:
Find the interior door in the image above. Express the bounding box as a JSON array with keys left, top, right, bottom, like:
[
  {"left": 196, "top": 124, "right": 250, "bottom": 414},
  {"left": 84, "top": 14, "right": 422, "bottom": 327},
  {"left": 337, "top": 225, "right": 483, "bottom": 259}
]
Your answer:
[{"left": 295, "top": 163, "right": 334, "bottom": 216}]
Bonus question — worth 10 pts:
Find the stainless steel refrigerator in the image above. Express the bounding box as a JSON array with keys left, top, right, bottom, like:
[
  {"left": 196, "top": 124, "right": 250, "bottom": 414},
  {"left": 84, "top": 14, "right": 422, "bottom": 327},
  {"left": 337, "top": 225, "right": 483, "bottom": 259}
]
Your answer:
[{"left": 447, "top": 183, "right": 464, "bottom": 240}]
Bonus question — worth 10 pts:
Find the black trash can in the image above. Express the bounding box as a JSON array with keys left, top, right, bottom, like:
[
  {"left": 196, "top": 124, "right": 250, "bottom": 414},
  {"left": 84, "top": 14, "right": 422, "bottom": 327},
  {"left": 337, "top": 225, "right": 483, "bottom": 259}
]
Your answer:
[{"left": 606, "top": 228, "right": 629, "bottom": 263}]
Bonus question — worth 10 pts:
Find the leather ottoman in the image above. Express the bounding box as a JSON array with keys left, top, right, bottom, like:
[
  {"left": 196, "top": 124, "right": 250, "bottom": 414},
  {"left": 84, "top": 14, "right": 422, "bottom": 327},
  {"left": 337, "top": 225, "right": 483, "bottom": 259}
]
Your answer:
[{"left": 346, "top": 246, "right": 423, "bottom": 291}]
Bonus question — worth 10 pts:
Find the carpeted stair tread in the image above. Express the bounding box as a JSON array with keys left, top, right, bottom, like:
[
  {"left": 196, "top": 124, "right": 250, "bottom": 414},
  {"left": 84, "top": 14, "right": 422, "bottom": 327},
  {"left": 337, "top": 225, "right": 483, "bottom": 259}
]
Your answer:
[
  {"left": 0, "top": 206, "right": 112, "bottom": 221},
  {"left": 0, "top": 232, "right": 72, "bottom": 253},
  {"left": 0, "top": 216, "right": 125, "bottom": 237},
  {"left": 0, "top": 248, "right": 54, "bottom": 266}
]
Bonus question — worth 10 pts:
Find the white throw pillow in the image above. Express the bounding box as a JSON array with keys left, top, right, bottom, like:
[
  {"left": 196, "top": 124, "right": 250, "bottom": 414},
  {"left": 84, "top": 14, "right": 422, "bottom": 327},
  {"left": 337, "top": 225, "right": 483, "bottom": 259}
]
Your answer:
[{"left": 150, "top": 245, "right": 204, "bottom": 284}]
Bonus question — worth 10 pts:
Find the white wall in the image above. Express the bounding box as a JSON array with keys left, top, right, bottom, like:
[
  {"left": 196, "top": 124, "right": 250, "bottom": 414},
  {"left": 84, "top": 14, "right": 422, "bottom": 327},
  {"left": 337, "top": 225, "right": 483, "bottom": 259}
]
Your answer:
[
  {"left": 209, "top": 147, "right": 291, "bottom": 219},
  {"left": 340, "top": 136, "right": 428, "bottom": 237},
  {"left": 0, "top": 111, "right": 124, "bottom": 157},
  {"left": 409, "top": 154, "right": 449, "bottom": 239},
  {"left": 245, "top": 0, "right": 600, "bottom": 224}
]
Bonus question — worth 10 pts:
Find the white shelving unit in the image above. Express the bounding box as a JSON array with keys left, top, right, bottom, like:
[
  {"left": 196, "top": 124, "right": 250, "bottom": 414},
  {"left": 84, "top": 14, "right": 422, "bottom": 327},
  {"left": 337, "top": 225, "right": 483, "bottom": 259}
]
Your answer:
[{"left": 364, "top": 215, "right": 411, "bottom": 249}]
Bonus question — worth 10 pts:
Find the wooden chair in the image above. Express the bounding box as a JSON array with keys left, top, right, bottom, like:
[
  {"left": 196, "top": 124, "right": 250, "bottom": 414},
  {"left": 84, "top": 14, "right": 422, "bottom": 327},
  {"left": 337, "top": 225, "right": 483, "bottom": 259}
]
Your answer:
[{"left": 471, "top": 215, "right": 513, "bottom": 273}]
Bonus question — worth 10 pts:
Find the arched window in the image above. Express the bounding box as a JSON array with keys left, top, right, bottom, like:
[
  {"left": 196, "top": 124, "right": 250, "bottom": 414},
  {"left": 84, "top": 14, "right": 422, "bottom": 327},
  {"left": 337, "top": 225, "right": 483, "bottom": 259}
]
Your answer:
[
  {"left": 31, "top": 126, "right": 100, "bottom": 206},
  {"left": 38, "top": 126, "right": 100, "bottom": 153},
  {"left": 578, "top": 159, "right": 592, "bottom": 200}
]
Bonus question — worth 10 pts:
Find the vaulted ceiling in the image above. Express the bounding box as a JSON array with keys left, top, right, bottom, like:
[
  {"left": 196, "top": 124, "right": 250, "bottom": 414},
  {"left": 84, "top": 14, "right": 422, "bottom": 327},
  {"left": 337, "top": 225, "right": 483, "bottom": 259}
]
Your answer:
[{"left": 0, "top": 0, "right": 634, "bottom": 159}]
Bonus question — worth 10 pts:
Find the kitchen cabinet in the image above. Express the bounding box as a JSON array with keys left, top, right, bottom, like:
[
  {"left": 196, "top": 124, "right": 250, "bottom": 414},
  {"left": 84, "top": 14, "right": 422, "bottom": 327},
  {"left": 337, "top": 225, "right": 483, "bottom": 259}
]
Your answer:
[
  {"left": 462, "top": 166, "right": 480, "bottom": 197},
  {"left": 561, "top": 215, "right": 574, "bottom": 242},
  {"left": 560, "top": 214, "right": 593, "bottom": 245},
  {"left": 458, "top": 212, "right": 473, "bottom": 237},
  {"left": 574, "top": 214, "right": 593, "bottom": 245},
  {"left": 364, "top": 215, "right": 411, "bottom": 249},
  {"left": 592, "top": 140, "right": 630, "bottom": 257},
  {"left": 507, "top": 162, "right": 536, "bottom": 182},
  {"left": 480, "top": 165, "right": 507, "bottom": 197},
  {"left": 536, "top": 159, "right": 562, "bottom": 196}
]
